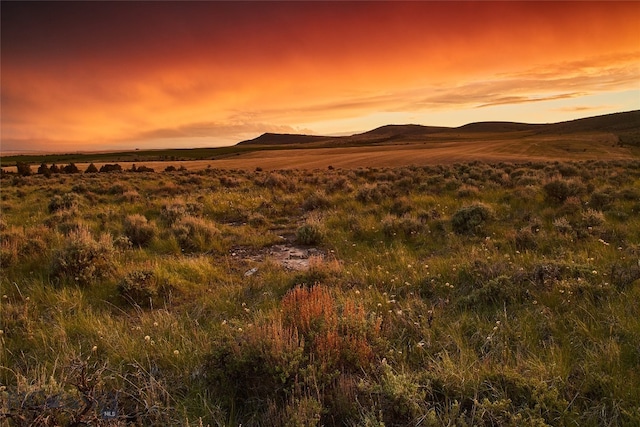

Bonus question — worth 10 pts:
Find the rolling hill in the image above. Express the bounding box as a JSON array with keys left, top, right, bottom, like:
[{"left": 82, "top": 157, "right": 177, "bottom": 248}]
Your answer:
[
  {"left": 3, "top": 110, "right": 639, "bottom": 169},
  {"left": 238, "top": 110, "right": 640, "bottom": 147}
]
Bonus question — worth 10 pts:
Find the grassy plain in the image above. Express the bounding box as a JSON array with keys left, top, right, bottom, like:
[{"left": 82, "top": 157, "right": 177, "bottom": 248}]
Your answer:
[
  {"left": 1, "top": 157, "right": 640, "bottom": 426},
  {"left": 2, "top": 130, "right": 638, "bottom": 173}
]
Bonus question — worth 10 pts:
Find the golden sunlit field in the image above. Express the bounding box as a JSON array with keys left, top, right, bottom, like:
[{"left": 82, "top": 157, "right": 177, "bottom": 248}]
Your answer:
[
  {"left": 3, "top": 129, "right": 638, "bottom": 174},
  {"left": 1, "top": 156, "right": 639, "bottom": 426}
]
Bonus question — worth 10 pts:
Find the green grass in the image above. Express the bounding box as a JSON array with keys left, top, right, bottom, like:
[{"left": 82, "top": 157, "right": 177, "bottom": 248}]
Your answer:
[{"left": 1, "top": 160, "right": 640, "bottom": 426}]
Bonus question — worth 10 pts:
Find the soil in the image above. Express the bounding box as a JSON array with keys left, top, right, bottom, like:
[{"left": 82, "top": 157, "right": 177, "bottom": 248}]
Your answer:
[{"left": 231, "top": 244, "right": 324, "bottom": 272}]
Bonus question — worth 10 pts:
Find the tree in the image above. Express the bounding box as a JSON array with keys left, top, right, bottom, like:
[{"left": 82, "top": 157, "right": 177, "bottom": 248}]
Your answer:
[
  {"left": 37, "top": 163, "right": 51, "bottom": 176},
  {"left": 85, "top": 163, "right": 99, "bottom": 173},
  {"left": 62, "top": 163, "right": 80, "bottom": 174},
  {"left": 16, "top": 162, "right": 32, "bottom": 176},
  {"left": 99, "top": 164, "right": 122, "bottom": 173}
]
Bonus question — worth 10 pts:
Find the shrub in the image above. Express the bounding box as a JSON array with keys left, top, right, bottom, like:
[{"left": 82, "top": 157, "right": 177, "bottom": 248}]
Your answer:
[
  {"left": 257, "top": 172, "right": 296, "bottom": 191},
  {"left": 71, "top": 183, "right": 88, "bottom": 193},
  {"left": 325, "top": 176, "right": 352, "bottom": 194},
  {"left": 37, "top": 163, "right": 50, "bottom": 176},
  {"left": 113, "top": 235, "right": 133, "bottom": 250},
  {"left": 589, "top": 190, "right": 613, "bottom": 210},
  {"left": 543, "top": 178, "right": 585, "bottom": 204},
  {"left": 457, "top": 185, "right": 480, "bottom": 198},
  {"left": 122, "top": 190, "right": 141, "bottom": 203},
  {"left": 389, "top": 197, "right": 413, "bottom": 216},
  {"left": 62, "top": 163, "right": 80, "bottom": 174},
  {"left": 355, "top": 184, "right": 386, "bottom": 204},
  {"left": 51, "top": 227, "right": 115, "bottom": 286},
  {"left": 48, "top": 194, "right": 79, "bottom": 213},
  {"left": 84, "top": 163, "right": 98, "bottom": 173},
  {"left": 552, "top": 217, "right": 573, "bottom": 235},
  {"left": 296, "top": 218, "right": 325, "bottom": 245},
  {"left": 117, "top": 270, "right": 158, "bottom": 307},
  {"left": 618, "top": 187, "right": 640, "bottom": 201},
  {"left": 381, "top": 214, "right": 424, "bottom": 239},
  {"left": 172, "top": 215, "right": 219, "bottom": 252},
  {"left": 219, "top": 176, "right": 241, "bottom": 188},
  {"left": 163, "top": 201, "right": 200, "bottom": 222},
  {"left": 99, "top": 164, "right": 122, "bottom": 173},
  {"left": 301, "top": 191, "right": 331, "bottom": 211},
  {"left": 514, "top": 228, "right": 537, "bottom": 251},
  {"left": 451, "top": 203, "right": 493, "bottom": 235},
  {"left": 16, "top": 162, "right": 32, "bottom": 176},
  {"left": 160, "top": 202, "right": 188, "bottom": 225},
  {"left": 581, "top": 209, "right": 605, "bottom": 228},
  {"left": 123, "top": 214, "right": 157, "bottom": 247},
  {"left": 132, "top": 165, "right": 154, "bottom": 173}
]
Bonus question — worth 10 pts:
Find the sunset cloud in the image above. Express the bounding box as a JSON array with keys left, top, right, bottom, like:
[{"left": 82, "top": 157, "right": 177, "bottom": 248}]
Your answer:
[{"left": 1, "top": 1, "right": 638, "bottom": 152}]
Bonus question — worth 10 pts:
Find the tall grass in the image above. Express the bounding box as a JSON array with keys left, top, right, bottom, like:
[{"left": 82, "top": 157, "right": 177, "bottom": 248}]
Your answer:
[{"left": 1, "top": 160, "right": 639, "bottom": 426}]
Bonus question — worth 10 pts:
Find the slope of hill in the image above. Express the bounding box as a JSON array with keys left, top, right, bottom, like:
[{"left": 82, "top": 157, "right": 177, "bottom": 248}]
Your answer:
[
  {"left": 237, "top": 133, "right": 337, "bottom": 145},
  {"left": 455, "top": 121, "right": 541, "bottom": 133},
  {"left": 237, "top": 110, "right": 640, "bottom": 147}
]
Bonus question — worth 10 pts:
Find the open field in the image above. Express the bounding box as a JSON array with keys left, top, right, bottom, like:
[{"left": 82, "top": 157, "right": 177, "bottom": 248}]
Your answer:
[
  {"left": 3, "top": 131, "right": 638, "bottom": 174},
  {"left": 1, "top": 159, "right": 639, "bottom": 426},
  {"left": 3, "top": 110, "right": 639, "bottom": 172}
]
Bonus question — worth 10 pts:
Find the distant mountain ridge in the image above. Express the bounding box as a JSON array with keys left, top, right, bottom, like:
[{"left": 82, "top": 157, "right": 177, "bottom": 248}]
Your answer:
[{"left": 238, "top": 110, "right": 640, "bottom": 146}]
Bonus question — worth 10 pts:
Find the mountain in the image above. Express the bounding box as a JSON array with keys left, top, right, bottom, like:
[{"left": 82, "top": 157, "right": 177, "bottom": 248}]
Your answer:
[{"left": 237, "top": 110, "right": 640, "bottom": 147}]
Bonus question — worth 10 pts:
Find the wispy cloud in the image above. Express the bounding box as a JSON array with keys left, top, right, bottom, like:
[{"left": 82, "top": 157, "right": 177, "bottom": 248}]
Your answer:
[
  {"left": 553, "top": 105, "right": 615, "bottom": 113},
  {"left": 128, "top": 121, "right": 314, "bottom": 142}
]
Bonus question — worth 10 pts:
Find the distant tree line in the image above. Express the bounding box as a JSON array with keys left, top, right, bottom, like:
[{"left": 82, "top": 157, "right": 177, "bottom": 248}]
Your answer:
[{"left": 10, "top": 162, "right": 157, "bottom": 177}]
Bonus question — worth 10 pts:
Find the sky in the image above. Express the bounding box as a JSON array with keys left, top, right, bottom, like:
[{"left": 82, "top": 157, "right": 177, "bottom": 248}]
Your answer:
[{"left": 1, "top": 1, "right": 639, "bottom": 153}]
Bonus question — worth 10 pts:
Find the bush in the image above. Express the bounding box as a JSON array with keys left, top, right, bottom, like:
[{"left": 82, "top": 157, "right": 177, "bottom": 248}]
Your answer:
[
  {"left": 123, "top": 214, "right": 157, "bottom": 247},
  {"left": 37, "top": 163, "right": 51, "bottom": 176},
  {"left": 355, "top": 184, "right": 386, "bottom": 204},
  {"left": 117, "top": 270, "right": 158, "bottom": 307},
  {"left": 16, "top": 162, "right": 32, "bottom": 176},
  {"left": 160, "top": 202, "right": 188, "bottom": 225},
  {"left": 99, "top": 164, "right": 123, "bottom": 173},
  {"left": 51, "top": 227, "right": 115, "bottom": 286},
  {"left": 514, "top": 228, "right": 537, "bottom": 251},
  {"left": 552, "top": 217, "right": 573, "bottom": 235},
  {"left": 131, "top": 164, "right": 154, "bottom": 172},
  {"left": 84, "top": 163, "right": 98, "bottom": 173},
  {"left": 589, "top": 190, "right": 613, "bottom": 210},
  {"left": 296, "top": 218, "right": 324, "bottom": 245},
  {"left": 457, "top": 185, "right": 480, "bottom": 198},
  {"left": 48, "top": 194, "right": 79, "bottom": 213},
  {"left": 302, "top": 191, "right": 331, "bottom": 211},
  {"left": 580, "top": 209, "right": 605, "bottom": 228},
  {"left": 381, "top": 214, "right": 424, "bottom": 238},
  {"left": 172, "top": 216, "right": 219, "bottom": 252},
  {"left": 543, "top": 178, "right": 585, "bottom": 204},
  {"left": 451, "top": 203, "right": 493, "bottom": 235},
  {"left": 62, "top": 163, "right": 80, "bottom": 174}
]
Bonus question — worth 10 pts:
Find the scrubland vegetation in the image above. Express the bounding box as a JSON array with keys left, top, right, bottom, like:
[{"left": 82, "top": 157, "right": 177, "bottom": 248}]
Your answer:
[{"left": 1, "top": 160, "right": 640, "bottom": 426}]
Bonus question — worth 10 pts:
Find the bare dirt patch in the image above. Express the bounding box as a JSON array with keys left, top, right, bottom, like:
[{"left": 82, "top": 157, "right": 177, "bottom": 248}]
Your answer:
[{"left": 231, "top": 244, "right": 325, "bottom": 272}]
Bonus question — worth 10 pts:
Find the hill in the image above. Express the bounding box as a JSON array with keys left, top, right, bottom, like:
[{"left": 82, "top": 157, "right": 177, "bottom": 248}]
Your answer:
[
  {"left": 3, "top": 110, "right": 638, "bottom": 168},
  {"left": 237, "top": 133, "right": 337, "bottom": 145},
  {"left": 237, "top": 110, "right": 640, "bottom": 147}
]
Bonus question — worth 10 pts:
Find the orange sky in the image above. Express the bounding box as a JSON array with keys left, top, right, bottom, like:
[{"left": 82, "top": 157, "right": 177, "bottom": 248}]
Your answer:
[{"left": 1, "top": 1, "right": 639, "bottom": 152}]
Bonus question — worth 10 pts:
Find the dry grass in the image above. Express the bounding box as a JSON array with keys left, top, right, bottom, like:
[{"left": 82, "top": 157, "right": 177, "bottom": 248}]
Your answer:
[
  {"left": 3, "top": 132, "right": 636, "bottom": 173},
  {"left": 2, "top": 159, "right": 639, "bottom": 426}
]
